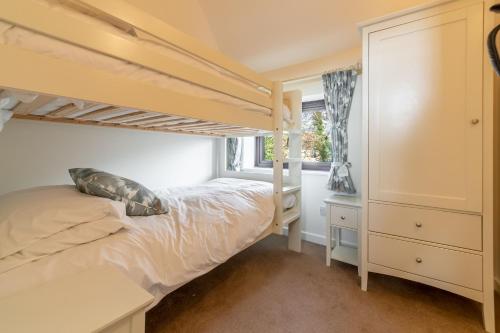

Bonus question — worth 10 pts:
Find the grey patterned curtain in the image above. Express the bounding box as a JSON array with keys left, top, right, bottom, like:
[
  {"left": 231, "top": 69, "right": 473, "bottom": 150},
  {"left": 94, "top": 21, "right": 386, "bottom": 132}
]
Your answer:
[
  {"left": 322, "top": 69, "right": 357, "bottom": 194},
  {"left": 226, "top": 137, "right": 242, "bottom": 171}
]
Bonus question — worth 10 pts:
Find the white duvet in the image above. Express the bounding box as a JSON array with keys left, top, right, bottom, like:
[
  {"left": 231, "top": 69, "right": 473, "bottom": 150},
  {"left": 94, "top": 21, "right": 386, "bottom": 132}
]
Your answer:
[{"left": 0, "top": 178, "right": 275, "bottom": 307}]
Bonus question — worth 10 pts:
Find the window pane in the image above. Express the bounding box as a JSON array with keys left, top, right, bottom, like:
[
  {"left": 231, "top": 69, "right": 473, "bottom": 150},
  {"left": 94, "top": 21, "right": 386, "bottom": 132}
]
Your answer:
[
  {"left": 262, "top": 135, "right": 289, "bottom": 161},
  {"left": 264, "top": 136, "right": 273, "bottom": 160},
  {"left": 302, "top": 108, "right": 332, "bottom": 162},
  {"left": 254, "top": 100, "right": 331, "bottom": 171}
]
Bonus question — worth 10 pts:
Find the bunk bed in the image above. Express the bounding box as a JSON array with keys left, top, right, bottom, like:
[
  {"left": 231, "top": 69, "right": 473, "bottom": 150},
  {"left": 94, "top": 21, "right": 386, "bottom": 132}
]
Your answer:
[{"left": 0, "top": 0, "right": 303, "bottom": 306}]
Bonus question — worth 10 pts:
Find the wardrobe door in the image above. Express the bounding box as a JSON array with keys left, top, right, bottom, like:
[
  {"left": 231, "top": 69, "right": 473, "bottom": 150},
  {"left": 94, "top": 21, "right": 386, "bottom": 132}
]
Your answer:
[{"left": 368, "top": 4, "right": 483, "bottom": 213}]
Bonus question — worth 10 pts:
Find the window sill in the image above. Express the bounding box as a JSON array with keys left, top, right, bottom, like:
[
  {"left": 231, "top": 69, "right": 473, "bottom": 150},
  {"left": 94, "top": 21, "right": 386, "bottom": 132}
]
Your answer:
[
  {"left": 241, "top": 167, "right": 272, "bottom": 174},
  {"left": 302, "top": 169, "right": 330, "bottom": 176},
  {"left": 239, "top": 167, "right": 329, "bottom": 176},
  {"left": 241, "top": 167, "right": 290, "bottom": 176}
]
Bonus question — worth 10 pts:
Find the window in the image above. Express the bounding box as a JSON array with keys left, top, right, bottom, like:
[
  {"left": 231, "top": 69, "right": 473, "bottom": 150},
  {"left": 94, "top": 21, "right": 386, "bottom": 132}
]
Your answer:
[
  {"left": 255, "top": 99, "right": 332, "bottom": 171},
  {"left": 254, "top": 135, "right": 289, "bottom": 168}
]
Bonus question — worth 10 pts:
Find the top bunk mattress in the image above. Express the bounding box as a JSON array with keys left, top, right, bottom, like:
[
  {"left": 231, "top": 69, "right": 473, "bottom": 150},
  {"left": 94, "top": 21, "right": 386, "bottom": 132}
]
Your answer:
[
  {"left": 0, "top": 0, "right": 292, "bottom": 123},
  {"left": 0, "top": 178, "right": 275, "bottom": 308}
]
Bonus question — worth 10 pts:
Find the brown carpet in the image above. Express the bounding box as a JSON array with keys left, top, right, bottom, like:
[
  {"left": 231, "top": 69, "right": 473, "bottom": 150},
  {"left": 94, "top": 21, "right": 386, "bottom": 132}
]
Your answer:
[{"left": 146, "top": 235, "right": 499, "bottom": 333}]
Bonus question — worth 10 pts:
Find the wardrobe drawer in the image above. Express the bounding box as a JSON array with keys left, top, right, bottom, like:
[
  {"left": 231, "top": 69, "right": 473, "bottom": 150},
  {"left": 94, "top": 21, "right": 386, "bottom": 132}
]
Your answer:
[
  {"left": 331, "top": 205, "right": 357, "bottom": 229},
  {"left": 368, "top": 234, "right": 482, "bottom": 290},
  {"left": 369, "top": 203, "right": 482, "bottom": 250}
]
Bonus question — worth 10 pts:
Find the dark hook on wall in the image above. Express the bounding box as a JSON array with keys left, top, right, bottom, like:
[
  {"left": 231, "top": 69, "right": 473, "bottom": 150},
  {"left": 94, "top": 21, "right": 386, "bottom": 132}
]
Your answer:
[{"left": 488, "top": 4, "right": 500, "bottom": 75}]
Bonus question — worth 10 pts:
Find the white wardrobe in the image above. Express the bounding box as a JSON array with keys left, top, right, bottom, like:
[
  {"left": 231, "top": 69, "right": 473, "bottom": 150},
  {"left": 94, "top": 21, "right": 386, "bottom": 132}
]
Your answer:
[{"left": 359, "top": 1, "right": 497, "bottom": 332}]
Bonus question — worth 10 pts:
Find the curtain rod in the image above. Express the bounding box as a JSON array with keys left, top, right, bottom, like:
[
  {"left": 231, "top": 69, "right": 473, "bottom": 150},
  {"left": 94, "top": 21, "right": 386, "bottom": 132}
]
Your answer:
[{"left": 284, "top": 62, "right": 362, "bottom": 85}]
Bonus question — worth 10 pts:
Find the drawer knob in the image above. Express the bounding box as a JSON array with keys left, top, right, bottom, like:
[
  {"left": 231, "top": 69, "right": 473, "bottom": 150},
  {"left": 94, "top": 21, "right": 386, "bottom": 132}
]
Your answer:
[
  {"left": 415, "top": 222, "right": 422, "bottom": 228},
  {"left": 471, "top": 118, "right": 480, "bottom": 125},
  {"left": 340, "top": 216, "right": 346, "bottom": 220},
  {"left": 416, "top": 257, "right": 423, "bottom": 263}
]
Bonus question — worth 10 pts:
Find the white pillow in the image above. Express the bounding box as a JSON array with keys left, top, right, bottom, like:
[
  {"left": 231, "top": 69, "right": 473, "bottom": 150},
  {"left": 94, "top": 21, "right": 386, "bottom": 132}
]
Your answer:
[
  {"left": 0, "top": 217, "right": 127, "bottom": 274},
  {"left": 0, "top": 185, "right": 126, "bottom": 259}
]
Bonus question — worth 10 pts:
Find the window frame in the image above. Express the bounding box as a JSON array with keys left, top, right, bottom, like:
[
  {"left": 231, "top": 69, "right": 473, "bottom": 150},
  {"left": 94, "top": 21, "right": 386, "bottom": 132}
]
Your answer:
[{"left": 254, "top": 99, "right": 332, "bottom": 171}]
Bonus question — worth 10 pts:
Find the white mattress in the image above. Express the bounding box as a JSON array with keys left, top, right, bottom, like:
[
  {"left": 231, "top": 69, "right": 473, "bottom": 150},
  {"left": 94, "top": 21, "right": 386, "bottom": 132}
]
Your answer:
[
  {"left": 0, "top": 178, "right": 275, "bottom": 308},
  {"left": 0, "top": 1, "right": 291, "bottom": 122}
]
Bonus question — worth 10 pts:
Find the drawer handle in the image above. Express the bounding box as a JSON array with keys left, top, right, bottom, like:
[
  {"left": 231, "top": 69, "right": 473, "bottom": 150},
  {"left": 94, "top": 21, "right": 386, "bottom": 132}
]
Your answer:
[
  {"left": 415, "top": 222, "right": 422, "bottom": 228},
  {"left": 415, "top": 257, "right": 423, "bottom": 263},
  {"left": 340, "top": 216, "right": 346, "bottom": 220}
]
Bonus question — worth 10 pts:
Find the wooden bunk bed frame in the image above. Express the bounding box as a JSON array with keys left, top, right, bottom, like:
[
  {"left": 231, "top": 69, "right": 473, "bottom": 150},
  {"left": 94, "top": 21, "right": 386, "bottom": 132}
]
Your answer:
[{"left": 0, "top": 0, "right": 302, "bottom": 249}]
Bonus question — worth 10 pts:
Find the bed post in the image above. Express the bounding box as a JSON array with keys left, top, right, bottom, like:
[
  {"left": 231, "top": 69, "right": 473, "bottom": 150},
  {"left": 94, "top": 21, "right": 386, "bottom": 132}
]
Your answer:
[
  {"left": 272, "top": 81, "right": 284, "bottom": 234},
  {"left": 285, "top": 90, "right": 303, "bottom": 253}
]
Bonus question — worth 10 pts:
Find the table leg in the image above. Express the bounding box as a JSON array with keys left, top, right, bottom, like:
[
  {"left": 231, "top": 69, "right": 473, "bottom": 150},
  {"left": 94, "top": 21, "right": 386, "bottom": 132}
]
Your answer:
[{"left": 326, "top": 206, "right": 331, "bottom": 266}]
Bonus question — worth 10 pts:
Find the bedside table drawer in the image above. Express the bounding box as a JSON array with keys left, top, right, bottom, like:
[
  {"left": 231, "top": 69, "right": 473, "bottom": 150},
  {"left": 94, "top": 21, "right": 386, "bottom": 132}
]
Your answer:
[{"left": 331, "top": 205, "right": 357, "bottom": 229}]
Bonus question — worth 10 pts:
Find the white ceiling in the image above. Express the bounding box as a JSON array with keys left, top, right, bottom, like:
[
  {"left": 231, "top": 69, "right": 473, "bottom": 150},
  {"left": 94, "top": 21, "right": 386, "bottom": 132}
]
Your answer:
[{"left": 198, "top": 0, "right": 431, "bottom": 72}]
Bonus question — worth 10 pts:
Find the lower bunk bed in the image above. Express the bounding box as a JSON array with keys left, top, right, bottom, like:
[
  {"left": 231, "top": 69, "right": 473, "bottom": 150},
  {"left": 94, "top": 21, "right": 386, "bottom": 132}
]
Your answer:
[{"left": 0, "top": 177, "right": 292, "bottom": 309}]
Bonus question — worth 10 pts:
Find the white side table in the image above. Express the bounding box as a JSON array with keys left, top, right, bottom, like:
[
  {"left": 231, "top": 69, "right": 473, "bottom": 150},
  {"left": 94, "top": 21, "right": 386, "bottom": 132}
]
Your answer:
[
  {"left": 0, "top": 267, "right": 154, "bottom": 333},
  {"left": 324, "top": 195, "right": 362, "bottom": 274}
]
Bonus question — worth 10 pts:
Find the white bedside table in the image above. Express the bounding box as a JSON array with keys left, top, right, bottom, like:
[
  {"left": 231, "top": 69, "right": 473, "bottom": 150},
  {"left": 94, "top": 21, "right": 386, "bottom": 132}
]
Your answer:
[
  {"left": 324, "top": 195, "right": 362, "bottom": 274},
  {"left": 0, "top": 267, "right": 154, "bottom": 333}
]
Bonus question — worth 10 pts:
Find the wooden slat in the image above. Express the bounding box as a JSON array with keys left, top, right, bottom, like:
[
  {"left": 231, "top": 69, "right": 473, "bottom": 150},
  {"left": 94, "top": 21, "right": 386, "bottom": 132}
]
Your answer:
[
  {"left": 163, "top": 123, "right": 247, "bottom": 132},
  {"left": 166, "top": 120, "right": 212, "bottom": 127},
  {"left": 203, "top": 126, "right": 246, "bottom": 132},
  {"left": 0, "top": 0, "right": 272, "bottom": 109},
  {"left": 76, "top": 106, "right": 121, "bottom": 120},
  {"left": 215, "top": 128, "right": 257, "bottom": 133},
  {"left": 204, "top": 130, "right": 256, "bottom": 135},
  {"left": 45, "top": 103, "right": 78, "bottom": 118},
  {"left": 189, "top": 128, "right": 245, "bottom": 134},
  {"left": 102, "top": 111, "right": 149, "bottom": 123},
  {"left": 174, "top": 123, "right": 238, "bottom": 131},
  {"left": 70, "top": 104, "right": 113, "bottom": 119},
  {"left": 75, "top": 0, "right": 273, "bottom": 91},
  {"left": 136, "top": 117, "right": 186, "bottom": 127},
  {"left": 145, "top": 118, "right": 198, "bottom": 128},
  {"left": 177, "top": 126, "right": 228, "bottom": 133},
  {"left": 13, "top": 114, "right": 222, "bottom": 137},
  {"left": 194, "top": 128, "right": 260, "bottom": 136},
  {"left": 163, "top": 121, "right": 214, "bottom": 130},
  {"left": 155, "top": 123, "right": 239, "bottom": 132},
  {"left": 11, "top": 95, "right": 54, "bottom": 115},
  {"left": 211, "top": 133, "right": 261, "bottom": 138},
  {"left": 124, "top": 115, "right": 180, "bottom": 126}
]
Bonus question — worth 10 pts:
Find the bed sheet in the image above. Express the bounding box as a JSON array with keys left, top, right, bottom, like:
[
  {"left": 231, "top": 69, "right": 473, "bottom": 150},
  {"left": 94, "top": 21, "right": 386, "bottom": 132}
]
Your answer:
[{"left": 0, "top": 178, "right": 275, "bottom": 308}]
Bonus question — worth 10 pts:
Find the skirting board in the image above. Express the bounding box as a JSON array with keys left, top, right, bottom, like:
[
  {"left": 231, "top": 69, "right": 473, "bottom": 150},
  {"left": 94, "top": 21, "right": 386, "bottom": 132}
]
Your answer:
[{"left": 282, "top": 228, "right": 357, "bottom": 248}]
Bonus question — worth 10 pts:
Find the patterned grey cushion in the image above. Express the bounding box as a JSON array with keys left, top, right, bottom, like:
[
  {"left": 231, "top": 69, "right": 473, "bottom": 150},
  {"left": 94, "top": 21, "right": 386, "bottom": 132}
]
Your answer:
[{"left": 68, "top": 168, "right": 168, "bottom": 216}]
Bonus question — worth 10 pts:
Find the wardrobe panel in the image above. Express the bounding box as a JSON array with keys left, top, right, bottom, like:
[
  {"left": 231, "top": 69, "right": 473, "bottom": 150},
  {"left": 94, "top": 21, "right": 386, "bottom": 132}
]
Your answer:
[{"left": 368, "top": 4, "right": 483, "bottom": 212}]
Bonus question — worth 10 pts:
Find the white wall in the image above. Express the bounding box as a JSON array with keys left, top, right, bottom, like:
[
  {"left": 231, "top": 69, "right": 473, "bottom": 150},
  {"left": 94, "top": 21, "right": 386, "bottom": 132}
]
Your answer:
[
  {"left": 0, "top": 120, "right": 216, "bottom": 195},
  {"left": 264, "top": 47, "right": 361, "bottom": 81},
  {"left": 123, "top": 0, "right": 219, "bottom": 49}
]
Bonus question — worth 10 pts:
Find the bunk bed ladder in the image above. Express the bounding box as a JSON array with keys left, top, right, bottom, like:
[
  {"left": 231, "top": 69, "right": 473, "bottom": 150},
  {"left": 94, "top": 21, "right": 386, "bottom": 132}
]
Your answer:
[
  {"left": 283, "top": 90, "right": 302, "bottom": 253},
  {"left": 272, "top": 81, "right": 284, "bottom": 236},
  {"left": 273, "top": 85, "right": 302, "bottom": 253}
]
